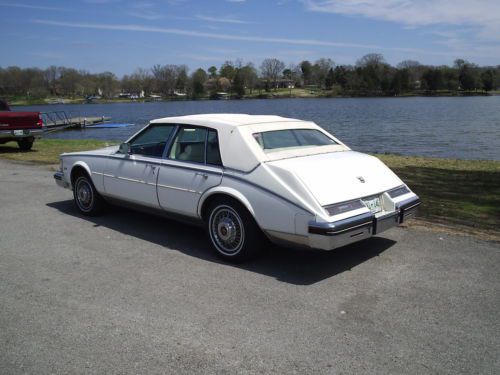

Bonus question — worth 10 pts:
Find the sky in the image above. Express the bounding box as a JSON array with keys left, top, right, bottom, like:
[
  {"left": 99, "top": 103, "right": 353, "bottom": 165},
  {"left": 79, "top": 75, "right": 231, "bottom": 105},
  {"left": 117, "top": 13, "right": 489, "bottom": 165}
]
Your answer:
[{"left": 1, "top": 0, "right": 499, "bottom": 76}]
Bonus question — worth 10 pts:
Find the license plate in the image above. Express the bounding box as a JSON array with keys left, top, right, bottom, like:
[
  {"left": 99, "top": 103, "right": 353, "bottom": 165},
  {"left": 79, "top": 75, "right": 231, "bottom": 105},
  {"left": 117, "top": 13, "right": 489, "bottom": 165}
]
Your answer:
[
  {"left": 363, "top": 196, "right": 382, "bottom": 213},
  {"left": 12, "top": 130, "right": 26, "bottom": 136}
]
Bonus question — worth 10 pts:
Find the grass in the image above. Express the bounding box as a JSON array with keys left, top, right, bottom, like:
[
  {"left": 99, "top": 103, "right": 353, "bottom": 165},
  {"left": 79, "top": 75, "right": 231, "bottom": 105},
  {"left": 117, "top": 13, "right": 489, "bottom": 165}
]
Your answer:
[
  {"left": 375, "top": 154, "right": 500, "bottom": 236},
  {"left": 0, "top": 139, "right": 498, "bottom": 238},
  {"left": 0, "top": 139, "right": 116, "bottom": 164}
]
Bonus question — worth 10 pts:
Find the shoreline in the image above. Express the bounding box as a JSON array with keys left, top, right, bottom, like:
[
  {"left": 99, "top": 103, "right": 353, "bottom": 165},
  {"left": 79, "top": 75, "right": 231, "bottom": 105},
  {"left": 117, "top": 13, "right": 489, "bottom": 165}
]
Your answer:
[
  {"left": 0, "top": 139, "right": 498, "bottom": 241},
  {"left": 7, "top": 90, "right": 497, "bottom": 107}
]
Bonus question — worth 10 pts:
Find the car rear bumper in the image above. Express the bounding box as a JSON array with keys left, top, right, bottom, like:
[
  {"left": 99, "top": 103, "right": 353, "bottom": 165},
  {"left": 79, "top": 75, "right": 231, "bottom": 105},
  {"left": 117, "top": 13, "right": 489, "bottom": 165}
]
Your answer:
[
  {"left": 0, "top": 128, "right": 44, "bottom": 139},
  {"left": 308, "top": 196, "right": 420, "bottom": 250}
]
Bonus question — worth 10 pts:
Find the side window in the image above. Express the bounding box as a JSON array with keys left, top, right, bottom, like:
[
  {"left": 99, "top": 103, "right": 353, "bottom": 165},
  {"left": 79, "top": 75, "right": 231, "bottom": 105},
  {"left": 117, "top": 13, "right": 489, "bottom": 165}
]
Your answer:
[
  {"left": 206, "top": 130, "right": 222, "bottom": 166},
  {"left": 129, "top": 124, "right": 175, "bottom": 157},
  {"left": 169, "top": 127, "right": 207, "bottom": 163}
]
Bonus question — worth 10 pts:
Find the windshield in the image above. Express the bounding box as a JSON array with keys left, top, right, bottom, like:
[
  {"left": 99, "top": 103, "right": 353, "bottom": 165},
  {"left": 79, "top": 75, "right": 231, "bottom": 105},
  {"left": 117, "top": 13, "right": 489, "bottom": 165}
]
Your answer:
[{"left": 253, "top": 129, "right": 337, "bottom": 152}]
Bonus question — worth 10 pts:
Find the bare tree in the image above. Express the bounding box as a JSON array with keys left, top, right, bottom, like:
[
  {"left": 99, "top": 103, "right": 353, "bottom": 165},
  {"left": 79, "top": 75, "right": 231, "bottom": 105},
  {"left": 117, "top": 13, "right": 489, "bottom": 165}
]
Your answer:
[{"left": 260, "top": 58, "right": 285, "bottom": 90}]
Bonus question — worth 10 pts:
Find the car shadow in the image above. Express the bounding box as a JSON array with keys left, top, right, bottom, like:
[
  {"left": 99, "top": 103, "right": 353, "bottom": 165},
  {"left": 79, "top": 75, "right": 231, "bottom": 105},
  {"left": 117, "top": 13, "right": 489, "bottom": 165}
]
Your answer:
[{"left": 47, "top": 200, "right": 396, "bottom": 285}]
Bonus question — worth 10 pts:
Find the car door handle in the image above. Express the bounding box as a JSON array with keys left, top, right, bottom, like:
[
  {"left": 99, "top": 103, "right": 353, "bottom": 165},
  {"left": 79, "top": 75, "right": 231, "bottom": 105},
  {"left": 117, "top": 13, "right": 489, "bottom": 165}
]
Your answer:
[
  {"left": 147, "top": 164, "right": 157, "bottom": 174},
  {"left": 195, "top": 172, "right": 208, "bottom": 179}
]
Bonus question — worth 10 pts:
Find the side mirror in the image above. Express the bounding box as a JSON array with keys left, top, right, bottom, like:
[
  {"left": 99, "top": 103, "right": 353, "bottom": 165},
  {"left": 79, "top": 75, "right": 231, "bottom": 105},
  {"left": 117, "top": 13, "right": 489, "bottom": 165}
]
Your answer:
[{"left": 118, "top": 142, "right": 131, "bottom": 154}]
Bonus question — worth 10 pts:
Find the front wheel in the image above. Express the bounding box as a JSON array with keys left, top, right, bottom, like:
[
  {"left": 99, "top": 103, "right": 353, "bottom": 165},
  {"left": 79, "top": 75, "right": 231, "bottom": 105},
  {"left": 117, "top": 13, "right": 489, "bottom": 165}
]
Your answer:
[
  {"left": 206, "top": 199, "right": 264, "bottom": 262},
  {"left": 73, "top": 174, "right": 105, "bottom": 216}
]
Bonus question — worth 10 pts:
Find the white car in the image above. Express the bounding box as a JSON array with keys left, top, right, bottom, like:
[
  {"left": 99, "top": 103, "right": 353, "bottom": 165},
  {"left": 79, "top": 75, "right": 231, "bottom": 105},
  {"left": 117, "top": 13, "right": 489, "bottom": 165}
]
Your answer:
[{"left": 54, "top": 114, "right": 420, "bottom": 261}]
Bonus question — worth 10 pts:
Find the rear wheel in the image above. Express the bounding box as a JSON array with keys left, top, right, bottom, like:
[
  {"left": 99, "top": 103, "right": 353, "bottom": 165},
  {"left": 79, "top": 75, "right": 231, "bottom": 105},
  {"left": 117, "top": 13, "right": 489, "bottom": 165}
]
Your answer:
[
  {"left": 206, "top": 198, "right": 264, "bottom": 262},
  {"left": 73, "top": 173, "right": 105, "bottom": 216},
  {"left": 18, "top": 138, "right": 33, "bottom": 151}
]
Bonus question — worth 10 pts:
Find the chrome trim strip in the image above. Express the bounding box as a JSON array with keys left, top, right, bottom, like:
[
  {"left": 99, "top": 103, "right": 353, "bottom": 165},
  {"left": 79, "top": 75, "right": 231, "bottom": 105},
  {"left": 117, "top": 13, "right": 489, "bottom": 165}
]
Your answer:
[
  {"left": 308, "top": 212, "right": 375, "bottom": 236},
  {"left": 157, "top": 183, "right": 198, "bottom": 193}
]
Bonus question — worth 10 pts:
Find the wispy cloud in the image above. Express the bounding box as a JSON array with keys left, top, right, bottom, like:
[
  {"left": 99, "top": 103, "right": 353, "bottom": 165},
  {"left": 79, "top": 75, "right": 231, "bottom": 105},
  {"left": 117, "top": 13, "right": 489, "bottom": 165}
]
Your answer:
[
  {"left": 303, "top": 0, "right": 500, "bottom": 41},
  {"left": 128, "top": 11, "right": 164, "bottom": 20},
  {"left": 0, "top": 2, "right": 69, "bottom": 11},
  {"left": 226, "top": 0, "right": 246, "bottom": 3},
  {"left": 195, "top": 14, "right": 251, "bottom": 24},
  {"left": 34, "top": 19, "right": 452, "bottom": 55}
]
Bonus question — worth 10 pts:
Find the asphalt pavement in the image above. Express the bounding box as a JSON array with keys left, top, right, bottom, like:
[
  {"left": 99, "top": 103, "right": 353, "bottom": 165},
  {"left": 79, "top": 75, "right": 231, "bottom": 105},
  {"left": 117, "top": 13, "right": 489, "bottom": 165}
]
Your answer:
[{"left": 0, "top": 159, "right": 499, "bottom": 374}]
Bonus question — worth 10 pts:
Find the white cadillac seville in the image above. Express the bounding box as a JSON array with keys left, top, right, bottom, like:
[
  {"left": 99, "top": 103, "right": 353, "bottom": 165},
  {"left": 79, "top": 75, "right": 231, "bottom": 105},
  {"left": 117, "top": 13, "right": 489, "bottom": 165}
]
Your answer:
[{"left": 54, "top": 114, "right": 420, "bottom": 261}]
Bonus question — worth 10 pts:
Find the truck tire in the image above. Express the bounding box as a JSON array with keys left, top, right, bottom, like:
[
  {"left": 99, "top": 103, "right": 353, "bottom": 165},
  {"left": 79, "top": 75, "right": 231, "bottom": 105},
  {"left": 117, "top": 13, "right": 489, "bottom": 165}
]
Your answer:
[{"left": 18, "top": 138, "right": 33, "bottom": 151}]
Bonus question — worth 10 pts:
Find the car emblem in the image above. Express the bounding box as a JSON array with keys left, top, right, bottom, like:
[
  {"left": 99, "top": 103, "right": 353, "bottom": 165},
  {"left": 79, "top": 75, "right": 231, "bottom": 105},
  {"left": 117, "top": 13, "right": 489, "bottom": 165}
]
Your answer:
[{"left": 357, "top": 176, "right": 365, "bottom": 183}]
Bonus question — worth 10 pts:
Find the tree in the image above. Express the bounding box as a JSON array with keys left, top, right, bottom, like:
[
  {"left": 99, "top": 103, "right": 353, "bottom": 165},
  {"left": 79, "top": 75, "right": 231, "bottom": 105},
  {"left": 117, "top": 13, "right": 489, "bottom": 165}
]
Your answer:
[
  {"left": 312, "top": 58, "right": 335, "bottom": 88},
  {"left": 151, "top": 64, "right": 180, "bottom": 96},
  {"left": 421, "top": 68, "right": 444, "bottom": 91},
  {"left": 480, "top": 69, "right": 494, "bottom": 91},
  {"left": 191, "top": 68, "right": 207, "bottom": 98},
  {"left": 208, "top": 66, "right": 217, "bottom": 78},
  {"left": 260, "top": 58, "right": 285, "bottom": 90},
  {"left": 239, "top": 63, "right": 258, "bottom": 94},
  {"left": 356, "top": 53, "right": 386, "bottom": 68},
  {"left": 219, "top": 61, "right": 236, "bottom": 80},
  {"left": 232, "top": 68, "right": 245, "bottom": 97},
  {"left": 300, "top": 60, "right": 312, "bottom": 85},
  {"left": 325, "top": 68, "right": 335, "bottom": 89}
]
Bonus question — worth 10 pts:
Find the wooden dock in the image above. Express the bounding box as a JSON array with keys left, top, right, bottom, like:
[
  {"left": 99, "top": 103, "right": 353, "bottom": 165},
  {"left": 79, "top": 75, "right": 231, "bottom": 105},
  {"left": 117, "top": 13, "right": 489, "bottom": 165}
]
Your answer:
[{"left": 42, "top": 111, "right": 111, "bottom": 132}]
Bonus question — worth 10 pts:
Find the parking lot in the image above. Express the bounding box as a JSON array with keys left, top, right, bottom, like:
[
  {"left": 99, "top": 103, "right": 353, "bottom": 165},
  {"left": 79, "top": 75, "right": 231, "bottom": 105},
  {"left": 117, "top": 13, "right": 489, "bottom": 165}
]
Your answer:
[{"left": 1, "top": 159, "right": 499, "bottom": 374}]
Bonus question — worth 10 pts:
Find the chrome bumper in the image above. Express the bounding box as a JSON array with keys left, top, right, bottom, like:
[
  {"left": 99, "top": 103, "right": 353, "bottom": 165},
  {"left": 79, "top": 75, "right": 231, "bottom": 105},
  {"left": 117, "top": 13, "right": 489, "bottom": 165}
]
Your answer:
[
  {"left": 54, "top": 171, "right": 69, "bottom": 189},
  {"left": 0, "top": 128, "right": 44, "bottom": 139},
  {"left": 308, "top": 196, "right": 421, "bottom": 250}
]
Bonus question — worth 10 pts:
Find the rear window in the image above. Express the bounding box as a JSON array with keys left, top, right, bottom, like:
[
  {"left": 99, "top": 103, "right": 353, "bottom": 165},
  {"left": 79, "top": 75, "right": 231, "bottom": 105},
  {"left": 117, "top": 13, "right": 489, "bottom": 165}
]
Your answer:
[{"left": 253, "top": 129, "right": 337, "bottom": 152}]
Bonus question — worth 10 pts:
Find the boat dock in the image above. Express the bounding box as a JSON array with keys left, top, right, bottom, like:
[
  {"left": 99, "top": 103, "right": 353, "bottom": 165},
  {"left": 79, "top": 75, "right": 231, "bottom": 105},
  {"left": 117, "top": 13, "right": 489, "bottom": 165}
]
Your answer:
[{"left": 42, "top": 111, "right": 111, "bottom": 132}]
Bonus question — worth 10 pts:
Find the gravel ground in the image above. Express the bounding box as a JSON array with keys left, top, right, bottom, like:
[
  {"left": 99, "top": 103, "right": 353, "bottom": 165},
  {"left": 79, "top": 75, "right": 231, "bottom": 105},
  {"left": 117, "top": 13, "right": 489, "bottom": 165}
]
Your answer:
[{"left": 0, "top": 160, "right": 499, "bottom": 374}]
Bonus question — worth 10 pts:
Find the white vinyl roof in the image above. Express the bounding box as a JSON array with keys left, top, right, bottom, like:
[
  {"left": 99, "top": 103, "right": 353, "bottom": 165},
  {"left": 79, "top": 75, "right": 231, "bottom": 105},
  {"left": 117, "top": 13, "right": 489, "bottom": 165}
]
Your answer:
[
  {"left": 150, "top": 114, "right": 303, "bottom": 129},
  {"left": 149, "top": 114, "right": 348, "bottom": 172}
]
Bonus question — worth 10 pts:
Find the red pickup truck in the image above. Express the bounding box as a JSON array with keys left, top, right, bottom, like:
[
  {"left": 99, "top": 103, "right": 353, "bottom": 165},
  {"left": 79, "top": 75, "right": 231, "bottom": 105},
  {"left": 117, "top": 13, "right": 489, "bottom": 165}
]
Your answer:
[{"left": 0, "top": 99, "right": 44, "bottom": 150}]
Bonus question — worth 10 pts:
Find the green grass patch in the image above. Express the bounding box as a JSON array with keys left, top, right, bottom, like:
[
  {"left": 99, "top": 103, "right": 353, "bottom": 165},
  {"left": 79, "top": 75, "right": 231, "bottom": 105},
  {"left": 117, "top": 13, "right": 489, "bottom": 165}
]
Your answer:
[
  {"left": 0, "top": 139, "right": 116, "bottom": 164},
  {"left": 375, "top": 154, "right": 500, "bottom": 234}
]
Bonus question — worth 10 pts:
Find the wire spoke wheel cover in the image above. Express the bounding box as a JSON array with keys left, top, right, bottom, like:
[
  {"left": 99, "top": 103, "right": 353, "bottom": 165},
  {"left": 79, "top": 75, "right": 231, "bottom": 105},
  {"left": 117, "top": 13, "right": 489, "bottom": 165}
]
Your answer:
[
  {"left": 209, "top": 205, "right": 245, "bottom": 256},
  {"left": 75, "top": 177, "right": 94, "bottom": 212}
]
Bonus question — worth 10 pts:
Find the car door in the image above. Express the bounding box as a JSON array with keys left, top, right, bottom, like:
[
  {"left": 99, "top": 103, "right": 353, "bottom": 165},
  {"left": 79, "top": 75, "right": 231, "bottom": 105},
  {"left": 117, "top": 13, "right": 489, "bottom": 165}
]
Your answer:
[
  {"left": 104, "top": 124, "right": 176, "bottom": 207},
  {"left": 157, "top": 126, "right": 223, "bottom": 217}
]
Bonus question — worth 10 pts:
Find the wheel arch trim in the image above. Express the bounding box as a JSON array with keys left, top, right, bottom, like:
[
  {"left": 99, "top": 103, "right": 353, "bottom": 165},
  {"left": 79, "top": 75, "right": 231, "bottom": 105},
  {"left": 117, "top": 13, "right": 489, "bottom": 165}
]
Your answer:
[
  {"left": 69, "top": 161, "right": 93, "bottom": 188},
  {"left": 198, "top": 187, "right": 256, "bottom": 219}
]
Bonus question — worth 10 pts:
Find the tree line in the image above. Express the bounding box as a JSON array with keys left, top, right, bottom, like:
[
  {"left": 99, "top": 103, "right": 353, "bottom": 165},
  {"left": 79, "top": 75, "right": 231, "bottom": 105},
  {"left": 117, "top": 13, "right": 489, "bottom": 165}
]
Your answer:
[{"left": 1, "top": 54, "right": 499, "bottom": 101}]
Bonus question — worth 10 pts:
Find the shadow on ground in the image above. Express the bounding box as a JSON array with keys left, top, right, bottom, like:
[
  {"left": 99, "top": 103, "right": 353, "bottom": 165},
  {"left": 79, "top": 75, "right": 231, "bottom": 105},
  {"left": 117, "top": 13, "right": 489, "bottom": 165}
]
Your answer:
[
  {"left": 0, "top": 144, "right": 35, "bottom": 154},
  {"left": 48, "top": 200, "right": 396, "bottom": 285}
]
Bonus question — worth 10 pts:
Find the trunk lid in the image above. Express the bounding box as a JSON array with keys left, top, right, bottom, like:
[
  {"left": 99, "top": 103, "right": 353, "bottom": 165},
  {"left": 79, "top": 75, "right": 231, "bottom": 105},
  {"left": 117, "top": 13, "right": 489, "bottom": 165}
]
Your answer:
[{"left": 267, "top": 150, "right": 403, "bottom": 206}]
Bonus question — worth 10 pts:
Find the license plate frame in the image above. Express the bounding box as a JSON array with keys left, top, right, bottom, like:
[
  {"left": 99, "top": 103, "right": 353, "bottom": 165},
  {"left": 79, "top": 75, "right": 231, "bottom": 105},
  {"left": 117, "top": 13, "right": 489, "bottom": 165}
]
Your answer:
[
  {"left": 12, "top": 129, "right": 26, "bottom": 136},
  {"left": 363, "top": 195, "right": 382, "bottom": 213}
]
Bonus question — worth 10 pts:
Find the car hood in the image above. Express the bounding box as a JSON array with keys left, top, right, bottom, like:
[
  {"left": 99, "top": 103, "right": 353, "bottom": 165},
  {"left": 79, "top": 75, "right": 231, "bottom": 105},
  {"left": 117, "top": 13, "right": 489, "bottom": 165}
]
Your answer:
[
  {"left": 267, "top": 151, "right": 403, "bottom": 206},
  {"left": 64, "top": 145, "right": 119, "bottom": 156}
]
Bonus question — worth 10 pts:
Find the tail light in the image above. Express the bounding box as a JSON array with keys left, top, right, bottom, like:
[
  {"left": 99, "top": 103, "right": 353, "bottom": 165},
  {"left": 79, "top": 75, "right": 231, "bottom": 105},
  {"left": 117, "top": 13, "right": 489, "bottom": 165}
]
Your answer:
[{"left": 37, "top": 114, "right": 44, "bottom": 128}]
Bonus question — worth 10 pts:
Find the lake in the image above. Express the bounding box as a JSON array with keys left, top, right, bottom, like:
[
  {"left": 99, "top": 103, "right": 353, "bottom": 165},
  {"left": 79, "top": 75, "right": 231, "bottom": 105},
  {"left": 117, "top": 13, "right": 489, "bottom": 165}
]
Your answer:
[{"left": 18, "top": 96, "right": 500, "bottom": 160}]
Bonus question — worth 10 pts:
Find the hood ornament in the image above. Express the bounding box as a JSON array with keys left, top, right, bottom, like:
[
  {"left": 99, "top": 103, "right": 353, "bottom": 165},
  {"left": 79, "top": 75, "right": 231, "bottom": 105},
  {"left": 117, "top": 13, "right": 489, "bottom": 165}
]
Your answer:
[{"left": 357, "top": 176, "right": 366, "bottom": 183}]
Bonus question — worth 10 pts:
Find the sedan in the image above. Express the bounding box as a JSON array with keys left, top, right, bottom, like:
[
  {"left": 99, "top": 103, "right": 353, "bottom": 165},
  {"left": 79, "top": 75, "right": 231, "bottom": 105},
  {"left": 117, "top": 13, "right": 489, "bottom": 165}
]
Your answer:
[{"left": 54, "top": 114, "right": 420, "bottom": 261}]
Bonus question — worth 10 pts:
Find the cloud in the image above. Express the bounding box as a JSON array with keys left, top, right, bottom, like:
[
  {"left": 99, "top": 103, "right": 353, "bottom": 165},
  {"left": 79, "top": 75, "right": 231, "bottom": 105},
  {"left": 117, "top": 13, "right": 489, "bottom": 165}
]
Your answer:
[
  {"left": 0, "top": 2, "right": 69, "bottom": 11},
  {"left": 195, "top": 14, "right": 251, "bottom": 24},
  {"left": 34, "top": 19, "right": 452, "bottom": 55},
  {"left": 128, "top": 11, "right": 164, "bottom": 20},
  {"left": 303, "top": 0, "right": 500, "bottom": 40}
]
